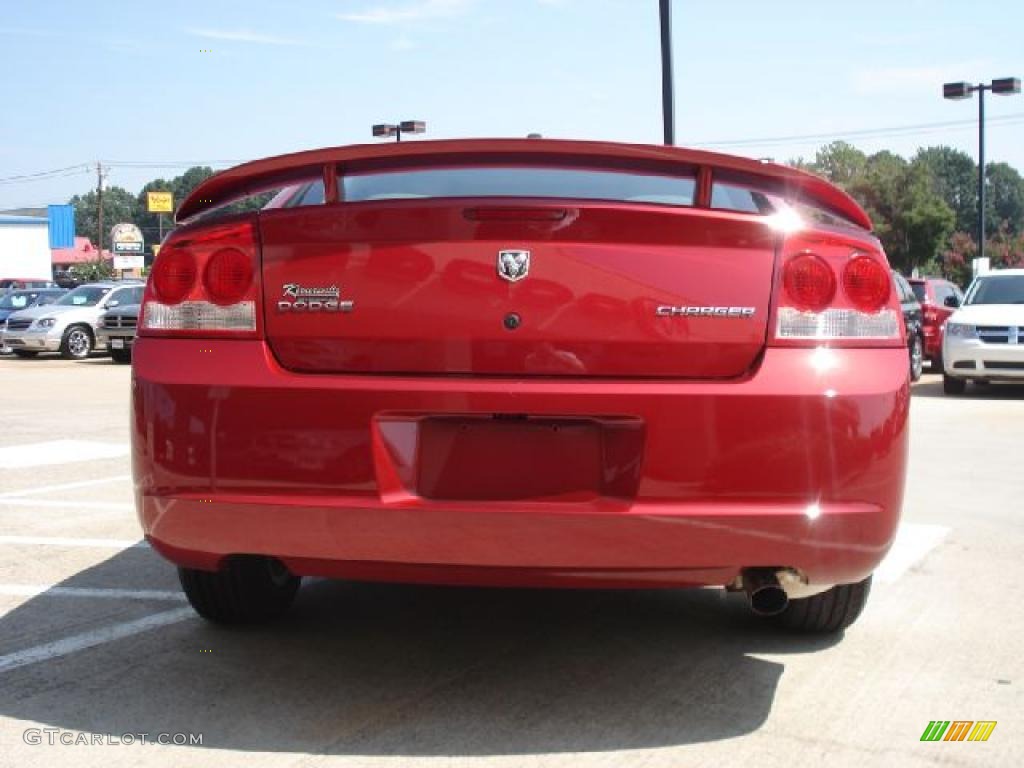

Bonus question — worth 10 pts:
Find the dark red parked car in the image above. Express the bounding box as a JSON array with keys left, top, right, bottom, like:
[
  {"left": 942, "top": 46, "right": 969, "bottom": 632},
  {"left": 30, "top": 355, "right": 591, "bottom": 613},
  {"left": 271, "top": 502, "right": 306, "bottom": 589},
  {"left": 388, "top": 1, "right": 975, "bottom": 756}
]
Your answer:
[
  {"left": 132, "top": 139, "right": 909, "bottom": 634},
  {"left": 907, "top": 276, "right": 964, "bottom": 367}
]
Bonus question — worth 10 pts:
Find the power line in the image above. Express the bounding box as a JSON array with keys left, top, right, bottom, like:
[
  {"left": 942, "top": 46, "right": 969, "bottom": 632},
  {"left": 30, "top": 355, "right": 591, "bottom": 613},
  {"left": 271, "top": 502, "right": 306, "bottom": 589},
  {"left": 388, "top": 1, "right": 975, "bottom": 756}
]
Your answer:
[
  {"left": 0, "top": 165, "right": 92, "bottom": 186},
  {"left": 694, "top": 112, "right": 1024, "bottom": 149},
  {"left": 106, "top": 160, "right": 242, "bottom": 168},
  {"left": 6, "top": 111, "right": 1024, "bottom": 189}
]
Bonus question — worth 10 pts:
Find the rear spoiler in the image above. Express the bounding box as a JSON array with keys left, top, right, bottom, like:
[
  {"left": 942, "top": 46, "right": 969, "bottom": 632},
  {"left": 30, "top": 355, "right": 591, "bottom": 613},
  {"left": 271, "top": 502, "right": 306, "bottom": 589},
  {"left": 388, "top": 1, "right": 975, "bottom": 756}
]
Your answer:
[{"left": 176, "top": 138, "right": 872, "bottom": 230}]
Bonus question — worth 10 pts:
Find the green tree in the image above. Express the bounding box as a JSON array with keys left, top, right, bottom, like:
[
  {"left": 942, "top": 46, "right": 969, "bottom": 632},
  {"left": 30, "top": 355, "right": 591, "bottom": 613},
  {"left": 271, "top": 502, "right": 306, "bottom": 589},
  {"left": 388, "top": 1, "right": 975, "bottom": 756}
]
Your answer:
[
  {"left": 170, "top": 166, "right": 216, "bottom": 204},
  {"left": 912, "top": 146, "right": 976, "bottom": 234},
  {"left": 890, "top": 165, "right": 956, "bottom": 271},
  {"left": 69, "top": 258, "right": 115, "bottom": 283},
  {"left": 68, "top": 186, "right": 139, "bottom": 250},
  {"left": 849, "top": 150, "right": 908, "bottom": 248},
  {"left": 812, "top": 141, "right": 868, "bottom": 187},
  {"left": 985, "top": 162, "right": 1024, "bottom": 236}
]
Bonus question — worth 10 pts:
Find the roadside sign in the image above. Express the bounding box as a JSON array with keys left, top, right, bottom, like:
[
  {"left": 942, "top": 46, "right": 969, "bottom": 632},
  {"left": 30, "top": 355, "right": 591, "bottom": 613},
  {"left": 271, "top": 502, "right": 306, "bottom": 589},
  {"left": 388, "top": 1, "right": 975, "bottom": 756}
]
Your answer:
[
  {"left": 146, "top": 191, "right": 173, "bottom": 213},
  {"left": 113, "top": 255, "right": 144, "bottom": 271},
  {"left": 111, "top": 222, "right": 144, "bottom": 254}
]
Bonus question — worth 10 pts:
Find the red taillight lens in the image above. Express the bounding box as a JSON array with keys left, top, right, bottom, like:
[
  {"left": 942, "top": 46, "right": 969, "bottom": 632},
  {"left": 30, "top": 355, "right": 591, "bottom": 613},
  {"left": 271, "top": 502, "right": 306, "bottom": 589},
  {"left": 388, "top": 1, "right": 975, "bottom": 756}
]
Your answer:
[
  {"left": 842, "top": 255, "right": 890, "bottom": 312},
  {"left": 782, "top": 253, "right": 836, "bottom": 312},
  {"left": 151, "top": 248, "right": 197, "bottom": 305},
  {"left": 140, "top": 218, "right": 260, "bottom": 338},
  {"left": 203, "top": 248, "right": 253, "bottom": 305}
]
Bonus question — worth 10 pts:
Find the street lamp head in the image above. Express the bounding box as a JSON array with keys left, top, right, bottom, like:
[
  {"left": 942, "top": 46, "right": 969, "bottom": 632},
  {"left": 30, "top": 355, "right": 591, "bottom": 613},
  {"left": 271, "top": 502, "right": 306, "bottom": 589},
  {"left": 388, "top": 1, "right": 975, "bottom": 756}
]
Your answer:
[
  {"left": 943, "top": 81, "right": 973, "bottom": 100},
  {"left": 992, "top": 77, "right": 1021, "bottom": 95},
  {"left": 372, "top": 123, "right": 398, "bottom": 137},
  {"left": 398, "top": 120, "right": 426, "bottom": 134}
]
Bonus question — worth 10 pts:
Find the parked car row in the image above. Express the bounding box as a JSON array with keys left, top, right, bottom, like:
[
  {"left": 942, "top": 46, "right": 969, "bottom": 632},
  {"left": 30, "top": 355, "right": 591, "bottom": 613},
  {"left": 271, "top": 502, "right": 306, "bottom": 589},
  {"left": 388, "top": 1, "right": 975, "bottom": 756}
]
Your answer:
[{"left": 0, "top": 281, "right": 142, "bottom": 363}]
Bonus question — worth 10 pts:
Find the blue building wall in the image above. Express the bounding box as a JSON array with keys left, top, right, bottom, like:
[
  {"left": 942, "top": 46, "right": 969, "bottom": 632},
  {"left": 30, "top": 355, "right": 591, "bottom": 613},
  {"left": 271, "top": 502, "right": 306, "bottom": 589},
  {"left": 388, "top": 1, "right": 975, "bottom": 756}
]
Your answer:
[{"left": 47, "top": 204, "right": 75, "bottom": 249}]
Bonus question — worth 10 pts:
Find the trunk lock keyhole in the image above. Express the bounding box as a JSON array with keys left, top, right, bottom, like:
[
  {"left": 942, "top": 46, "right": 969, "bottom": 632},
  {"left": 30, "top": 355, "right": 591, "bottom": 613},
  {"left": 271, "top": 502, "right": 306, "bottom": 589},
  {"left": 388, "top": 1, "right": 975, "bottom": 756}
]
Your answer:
[{"left": 503, "top": 312, "right": 522, "bottom": 331}]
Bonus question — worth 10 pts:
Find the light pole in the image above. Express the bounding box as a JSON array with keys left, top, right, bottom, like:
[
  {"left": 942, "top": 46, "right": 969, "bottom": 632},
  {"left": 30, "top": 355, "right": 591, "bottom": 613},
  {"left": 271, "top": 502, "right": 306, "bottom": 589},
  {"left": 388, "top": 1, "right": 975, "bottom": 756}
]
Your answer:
[
  {"left": 659, "top": 0, "right": 674, "bottom": 146},
  {"left": 372, "top": 120, "right": 426, "bottom": 142},
  {"left": 943, "top": 77, "right": 1021, "bottom": 261}
]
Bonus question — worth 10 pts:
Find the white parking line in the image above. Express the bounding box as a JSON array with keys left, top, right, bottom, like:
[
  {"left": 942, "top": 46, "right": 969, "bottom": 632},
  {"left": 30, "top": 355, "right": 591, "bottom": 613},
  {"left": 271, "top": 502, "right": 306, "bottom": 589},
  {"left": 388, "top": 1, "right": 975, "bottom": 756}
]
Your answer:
[
  {"left": 0, "top": 440, "right": 129, "bottom": 470},
  {"left": 0, "top": 475, "right": 130, "bottom": 499},
  {"left": 0, "top": 607, "right": 193, "bottom": 674},
  {"left": 0, "top": 498, "right": 133, "bottom": 512},
  {"left": 875, "top": 523, "right": 950, "bottom": 584},
  {"left": 0, "top": 585, "right": 184, "bottom": 601},
  {"left": 0, "top": 535, "right": 147, "bottom": 549}
]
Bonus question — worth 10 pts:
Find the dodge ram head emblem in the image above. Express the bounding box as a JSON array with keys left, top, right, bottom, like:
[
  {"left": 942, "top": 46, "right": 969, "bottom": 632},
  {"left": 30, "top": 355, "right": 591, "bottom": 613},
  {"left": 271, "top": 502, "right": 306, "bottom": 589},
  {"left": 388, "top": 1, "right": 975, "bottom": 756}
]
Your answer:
[{"left": 497, "top": 250, "right": 530, "bottom": 282}]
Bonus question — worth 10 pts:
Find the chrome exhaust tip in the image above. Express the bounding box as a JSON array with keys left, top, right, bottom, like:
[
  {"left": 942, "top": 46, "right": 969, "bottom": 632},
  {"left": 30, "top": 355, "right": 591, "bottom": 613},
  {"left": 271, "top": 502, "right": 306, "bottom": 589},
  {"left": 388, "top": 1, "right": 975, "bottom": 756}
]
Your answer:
[{"left": 742, "top": 568, "right": 789, "bottom": 616}]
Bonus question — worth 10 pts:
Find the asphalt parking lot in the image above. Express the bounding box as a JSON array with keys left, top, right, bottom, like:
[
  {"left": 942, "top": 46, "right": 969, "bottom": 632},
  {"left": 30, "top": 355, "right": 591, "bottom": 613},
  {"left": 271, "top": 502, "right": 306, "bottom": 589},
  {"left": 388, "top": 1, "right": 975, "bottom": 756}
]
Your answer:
[{"left": 1, "top": 355, "right": 1021, "bottom": 767}]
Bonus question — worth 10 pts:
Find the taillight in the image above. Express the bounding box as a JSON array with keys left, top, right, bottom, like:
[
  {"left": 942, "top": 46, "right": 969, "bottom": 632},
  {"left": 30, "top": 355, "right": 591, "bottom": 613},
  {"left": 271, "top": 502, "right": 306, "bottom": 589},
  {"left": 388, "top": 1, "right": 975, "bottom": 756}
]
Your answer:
[
  {"left": 842, "top": 254, "right": 890, "bottom": 312},
  {"left": 140, "top": 218, "right": 260, "bottom": 337},
  {"left": 204, "top": 248, "right": 253, "bottom": 305},
  {"left": 782, "top": 253, "right": 836, "bottom": 312},
  {"left": 151, "top": 249, "right": 196, "bottom": 304},
  {"left": 773, "top": 240, "right": 900, "bottom": 346}
]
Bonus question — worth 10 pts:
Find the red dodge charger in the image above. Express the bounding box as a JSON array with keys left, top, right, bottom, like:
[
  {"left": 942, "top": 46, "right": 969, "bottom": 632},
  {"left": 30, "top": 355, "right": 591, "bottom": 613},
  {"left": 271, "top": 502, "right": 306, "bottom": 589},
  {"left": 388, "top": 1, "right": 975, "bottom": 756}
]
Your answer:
[{"left": 132, "top": 139, "right": 909, "bottom": 633}]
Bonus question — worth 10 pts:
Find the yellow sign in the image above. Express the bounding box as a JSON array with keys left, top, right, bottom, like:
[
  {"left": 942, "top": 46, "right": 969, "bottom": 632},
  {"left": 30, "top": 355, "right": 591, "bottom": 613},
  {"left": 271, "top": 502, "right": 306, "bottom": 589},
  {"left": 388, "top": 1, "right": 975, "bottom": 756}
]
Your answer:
[
  {"left": 152, "top": 245, "right": 161, "bottom": 257},
  {"left": 147, "top": 191, "right": 174, "bottom": 213}
]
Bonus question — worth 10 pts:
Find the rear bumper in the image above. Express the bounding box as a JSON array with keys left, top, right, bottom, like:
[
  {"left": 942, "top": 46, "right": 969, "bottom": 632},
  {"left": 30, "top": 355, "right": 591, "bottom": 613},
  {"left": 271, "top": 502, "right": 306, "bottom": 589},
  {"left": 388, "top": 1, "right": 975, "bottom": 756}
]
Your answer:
[
  {"left": 921, "top": 324, "right": 943, "bottom": 359},
  {"left": 132, "top": 340, "right": 909, "bottom": 588}
]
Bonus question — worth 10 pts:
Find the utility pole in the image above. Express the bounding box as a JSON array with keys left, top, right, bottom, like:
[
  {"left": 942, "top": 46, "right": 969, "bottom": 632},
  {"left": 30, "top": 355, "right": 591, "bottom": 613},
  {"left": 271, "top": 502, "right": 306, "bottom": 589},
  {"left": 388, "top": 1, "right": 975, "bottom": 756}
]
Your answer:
[
  {"left": 95, "top": 162, "right": 106, "bottom": 257},
  {"left": 659, "top": 0, "right": 675, "bottom": 146}
]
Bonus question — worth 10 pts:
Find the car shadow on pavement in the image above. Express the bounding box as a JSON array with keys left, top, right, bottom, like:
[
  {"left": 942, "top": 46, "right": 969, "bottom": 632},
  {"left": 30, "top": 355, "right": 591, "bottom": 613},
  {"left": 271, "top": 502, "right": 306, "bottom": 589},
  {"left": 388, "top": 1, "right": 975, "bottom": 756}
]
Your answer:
[
  {"left": 912, "top": 375, "right": 1024, "bottom": 400},
  {"left": 0, "top": 546, "right": 841, "bottom": 756}
]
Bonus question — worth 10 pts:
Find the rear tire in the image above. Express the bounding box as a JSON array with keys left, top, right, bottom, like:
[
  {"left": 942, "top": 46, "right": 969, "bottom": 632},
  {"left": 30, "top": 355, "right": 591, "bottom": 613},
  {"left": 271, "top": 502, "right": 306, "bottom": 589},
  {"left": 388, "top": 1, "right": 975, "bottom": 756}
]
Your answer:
[
  {"left": 110, "top": 347, "right": 132, "bottom": 364},
  {"left": 943, "top": 374, "right": 966, "bottom": 395},
  {"left": 12, "top": 349, "right": 38, "bottom": 358},
  {"left": 59, "top": 325, "right": 93, "bottom": 359},
  {"left": 909, "top": 333, "right": 924, "bottom": 382},
  {"left": 178, "top": 556, "right": 300, "bottom": 624},
  {"left": 773, "top": 576, "right": 872, "bottom": 633}
]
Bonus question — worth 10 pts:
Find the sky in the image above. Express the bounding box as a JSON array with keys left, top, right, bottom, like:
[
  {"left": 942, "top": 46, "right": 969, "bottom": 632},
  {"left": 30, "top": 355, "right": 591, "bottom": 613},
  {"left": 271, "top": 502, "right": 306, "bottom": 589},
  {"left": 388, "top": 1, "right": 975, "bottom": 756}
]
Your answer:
[{"left": 1, "top": 0, "right": 1022, "bottom": 210}]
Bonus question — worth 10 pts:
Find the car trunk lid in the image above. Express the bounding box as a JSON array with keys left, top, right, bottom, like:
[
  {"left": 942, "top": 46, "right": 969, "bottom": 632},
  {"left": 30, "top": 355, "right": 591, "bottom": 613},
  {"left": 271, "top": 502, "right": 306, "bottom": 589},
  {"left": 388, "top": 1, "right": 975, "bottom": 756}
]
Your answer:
[{"left": 260, "top": 193, "right": 777, "bottom": 378}]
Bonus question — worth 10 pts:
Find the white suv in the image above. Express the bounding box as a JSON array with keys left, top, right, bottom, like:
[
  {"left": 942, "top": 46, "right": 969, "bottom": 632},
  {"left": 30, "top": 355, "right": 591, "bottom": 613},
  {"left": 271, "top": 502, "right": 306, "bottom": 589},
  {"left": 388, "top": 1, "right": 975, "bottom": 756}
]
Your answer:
[{"left": 942, "top": 269, "right": 1024, "bottom": 394}]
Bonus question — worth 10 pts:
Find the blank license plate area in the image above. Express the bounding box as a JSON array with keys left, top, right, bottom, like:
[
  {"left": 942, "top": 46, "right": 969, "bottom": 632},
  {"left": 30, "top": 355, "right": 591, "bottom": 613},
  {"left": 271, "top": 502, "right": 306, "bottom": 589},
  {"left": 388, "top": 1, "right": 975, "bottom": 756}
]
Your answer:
[{"left": 417, "top": 417, "right": 602, "bottom": 501}]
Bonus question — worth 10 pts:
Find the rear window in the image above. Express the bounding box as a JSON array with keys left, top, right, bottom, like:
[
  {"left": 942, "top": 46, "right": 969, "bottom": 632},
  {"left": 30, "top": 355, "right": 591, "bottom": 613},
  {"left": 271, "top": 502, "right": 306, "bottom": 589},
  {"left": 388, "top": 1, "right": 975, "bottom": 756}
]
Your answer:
[
  {"left": 340, "top": 166, "right": 697, "bottom": 207},
  {"left": 710, "top": 182, "right": 775, "bottom": 214},
  {"left": 909, "top": 282, "right": 927, "bottom": 302}
]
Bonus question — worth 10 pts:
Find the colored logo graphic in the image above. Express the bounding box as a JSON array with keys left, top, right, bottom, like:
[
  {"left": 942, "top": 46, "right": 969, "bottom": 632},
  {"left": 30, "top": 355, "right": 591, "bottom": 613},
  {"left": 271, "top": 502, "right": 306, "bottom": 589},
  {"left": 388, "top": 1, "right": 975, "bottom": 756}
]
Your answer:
[{"left": 920, "top": 721, "right": 997, "bottom": 742}]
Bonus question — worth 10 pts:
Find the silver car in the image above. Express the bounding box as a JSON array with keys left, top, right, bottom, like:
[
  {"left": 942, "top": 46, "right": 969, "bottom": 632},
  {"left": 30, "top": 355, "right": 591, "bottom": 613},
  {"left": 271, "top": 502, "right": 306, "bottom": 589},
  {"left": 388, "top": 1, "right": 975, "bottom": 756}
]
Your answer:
[{"left": 2, "top": 282, "right": 145, "bottom": 359}]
